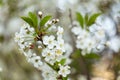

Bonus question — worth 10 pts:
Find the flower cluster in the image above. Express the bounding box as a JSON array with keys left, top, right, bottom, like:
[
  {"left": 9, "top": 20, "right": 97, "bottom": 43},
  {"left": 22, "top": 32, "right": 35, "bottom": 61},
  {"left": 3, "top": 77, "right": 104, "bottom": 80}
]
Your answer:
[
  {"left": 14, "top": 24, "right": 35, "bottom": 51},
  {"left": 71, "top": 14, "right": 120, "bottom": 55},
  {"left": 41, "top": 26, "right": 71, "bottom": 79},
  {"left": 71, "top": 21, "right": 107, "bottom": 55},
  {"left": 15, "top": 24, "right": 43, "bottom": 68},
  {"left": 42, "top": 26, "right": 65, "bottom": 64},
  {"left": 14, "top": 12, "right": 71, "bottom": 80}
]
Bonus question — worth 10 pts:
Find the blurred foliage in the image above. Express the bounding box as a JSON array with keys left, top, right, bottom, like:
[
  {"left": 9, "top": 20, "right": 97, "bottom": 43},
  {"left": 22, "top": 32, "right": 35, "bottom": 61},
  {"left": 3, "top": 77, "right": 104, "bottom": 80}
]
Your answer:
[
  {"left": 0, "top": 35, "right": 4, "bottom": 42},
  {"left": 98, "top": 0, "right": 114, "bottom": 13},
  {"left": 0, "top": 0, "right": 3, "bottom": 6},
  {"left": 0, "top": 50, "right": 42, "bottom": 80},
  {"left": 70, "top": 49, "right": 100, "bottom": 79},
  {"left": 7, "top": 0, "right": 19, "bottom": 16}
]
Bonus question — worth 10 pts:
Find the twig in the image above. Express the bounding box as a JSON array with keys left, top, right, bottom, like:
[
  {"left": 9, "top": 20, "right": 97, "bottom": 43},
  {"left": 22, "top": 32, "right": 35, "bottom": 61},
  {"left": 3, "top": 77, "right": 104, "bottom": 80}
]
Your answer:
[
  {"left": 79, "top": 53, "right": 91, "bottom": 80},
  {"left": 69, "top": 9, "right": 74, "bottom": 28}
]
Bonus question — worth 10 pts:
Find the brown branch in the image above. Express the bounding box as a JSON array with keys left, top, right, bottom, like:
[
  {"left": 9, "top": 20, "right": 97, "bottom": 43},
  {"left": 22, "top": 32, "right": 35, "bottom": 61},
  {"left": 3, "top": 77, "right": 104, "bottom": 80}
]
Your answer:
[{"left": 79, "top": 53, "right": 91, "bottom": 80}]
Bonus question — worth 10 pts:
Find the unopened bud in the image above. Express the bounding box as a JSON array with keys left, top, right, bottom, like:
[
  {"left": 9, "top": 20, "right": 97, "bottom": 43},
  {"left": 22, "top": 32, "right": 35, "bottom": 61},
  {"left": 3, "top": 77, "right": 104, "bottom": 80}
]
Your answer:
[
  {"left": 52, "top": 19, "right": 59, "bottom": 24},
  {"left": 52, "top": 19, "right": 56, "bottom": 23},
  {"left": 55, "top": 19, "right": 59, "bottom": 23},
  {"left": 38, "top": 11, "right": 42, "bottom": 18}
]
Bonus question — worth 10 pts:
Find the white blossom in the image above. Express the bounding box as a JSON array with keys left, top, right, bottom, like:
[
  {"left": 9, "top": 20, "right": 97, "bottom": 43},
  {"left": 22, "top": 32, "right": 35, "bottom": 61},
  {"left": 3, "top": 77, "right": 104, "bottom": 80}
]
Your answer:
[
  {"left": 43, "top": 35, "right": 56, "bottom": 49},
  {"left": 41, "top": 63, "right": 58, "bottom": 80},
  {"left": 57, "top": 26, "right": 64, "bottom": 37},
  {"left": 71, "top": 26, "right": 82, "bottom": 35},
  {"left": 29, "top": 55, "right": 43, "bottom": 68},
  {"left": 42, "top": 48, "right": 55, "bottom": 65},
  {"left": 14, "top": 24, "right": 35, "bottom": 50},
  {"left": 106, "top": 36, "right": 120, "bottom": 52},
  {"left": 58, "top": 65, "right": 71, "bottom": 77},
  {"left": 56, "top": 37, "right": 65, "bottom": 52}
]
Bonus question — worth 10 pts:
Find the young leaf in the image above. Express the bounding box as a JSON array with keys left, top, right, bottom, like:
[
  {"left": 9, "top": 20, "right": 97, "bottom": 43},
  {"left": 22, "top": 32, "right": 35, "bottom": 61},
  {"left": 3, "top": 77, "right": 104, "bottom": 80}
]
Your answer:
[
  {"left": 87, "top": 13, "right": 101, "bottom": 26},
  {"left": 21, "top": 17, "right": 33, "bottom": 27},
  {"left": 40, "top": 15, "right": 52, "bottom": 27},
  {"left": 28, "top": 12, "right": 38, "bottom": 28},
  {"left": 85, "top": 13, "right": 89, "bottom": 25},
  {"left": 60, "top": 58, "right": 66, "bottom": 65},
  {"left": 76, "top": 12, "right": 84, "bottom": 28}
]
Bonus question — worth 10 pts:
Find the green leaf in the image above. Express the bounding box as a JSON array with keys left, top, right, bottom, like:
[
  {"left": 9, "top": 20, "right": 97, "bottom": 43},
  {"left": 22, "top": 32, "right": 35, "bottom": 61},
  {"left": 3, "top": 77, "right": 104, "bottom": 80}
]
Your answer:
[
  {"left": 21, "top": 17, "right": 33, "bottom": 27},
  {"left": 40, "top": 15, "right": 52, "bottom": 27},
  {"left": 62, "top": 76, "right": 68, "bottom": 80},
  {"left": 84, "top": 53, "right": 100, "bottom": 59},
  {"left": 76, "top": 12, "right": 84, "bottom": 28},
  {"left": 28, "top": 12, "right": 38, "bottom": 28},
  {"left": 87, "top": 13, "right": 101, "bottom": 26},
  {"left": 46, "top": 62, "right": 58, "bottom": 71},
  {"left": 85, "top": 13, "right": 89, "bottom": 25},
  {"left": 60, "top": 58, "right": 66, "bottom": 65}
]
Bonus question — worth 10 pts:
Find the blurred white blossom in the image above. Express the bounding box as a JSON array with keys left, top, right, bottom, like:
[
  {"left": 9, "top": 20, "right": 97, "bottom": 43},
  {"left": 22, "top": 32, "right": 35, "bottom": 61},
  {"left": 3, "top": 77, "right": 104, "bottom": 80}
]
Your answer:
[
  {"left": 58, "top": 65, "right": 70, "bottom": 77},
  {"left": 106, "top": 36, "right": 120, "bottom": 52}
]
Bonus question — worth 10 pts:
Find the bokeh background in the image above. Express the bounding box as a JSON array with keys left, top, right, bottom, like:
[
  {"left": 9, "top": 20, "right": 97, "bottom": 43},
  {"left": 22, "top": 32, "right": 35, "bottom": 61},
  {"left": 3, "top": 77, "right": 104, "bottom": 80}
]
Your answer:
[{"left": 0, "top": 0, "right": 120, "bottom": 80}]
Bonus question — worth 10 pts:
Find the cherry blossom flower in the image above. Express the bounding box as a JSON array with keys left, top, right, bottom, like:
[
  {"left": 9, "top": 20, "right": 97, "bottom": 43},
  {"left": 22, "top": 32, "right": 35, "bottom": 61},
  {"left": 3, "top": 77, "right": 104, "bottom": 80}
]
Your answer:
[
  {"left": 58, "top": 65, "right": 71, "bottom": 77},
  {"left": 43, "top": 35, "right": 56, "bottom": 49}
]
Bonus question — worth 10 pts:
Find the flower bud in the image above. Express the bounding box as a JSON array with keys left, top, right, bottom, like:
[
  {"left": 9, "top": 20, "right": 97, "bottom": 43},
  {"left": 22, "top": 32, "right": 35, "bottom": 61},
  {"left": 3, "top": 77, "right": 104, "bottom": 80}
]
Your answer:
[
  {"left": 52, "top": 19, "right": 59, "bottom": 24},
  {"left": 38, "top": 11, "right": 42, "bottom": 18},
  {"left": 55, "top": 19, "right": 59, "bottom": 23}
]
